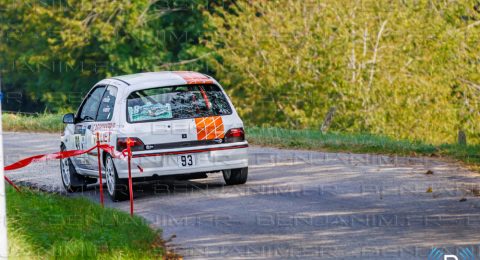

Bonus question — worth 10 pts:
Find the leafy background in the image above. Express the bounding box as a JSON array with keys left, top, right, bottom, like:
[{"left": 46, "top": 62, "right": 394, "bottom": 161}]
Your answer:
[{"left": 1, "top": 0, "right": 480, "bottom": 144}]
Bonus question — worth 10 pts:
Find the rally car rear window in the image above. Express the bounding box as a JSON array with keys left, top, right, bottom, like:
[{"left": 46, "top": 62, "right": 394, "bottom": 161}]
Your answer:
[{"left": 126, "top": 84, "right": 233, "bottom": 123}]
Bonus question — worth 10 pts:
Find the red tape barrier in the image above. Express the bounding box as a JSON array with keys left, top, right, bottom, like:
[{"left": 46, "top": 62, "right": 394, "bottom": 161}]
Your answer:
[
  {"left": 4, "top": 140, "right": 140, "bottom": 216},
  {"left": 4, "top": 144, "right": 119, "bottom": 171}
]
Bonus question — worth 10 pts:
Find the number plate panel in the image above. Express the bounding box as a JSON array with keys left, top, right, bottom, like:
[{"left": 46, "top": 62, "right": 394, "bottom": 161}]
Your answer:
[{"left": 177, "top": 154, "right": 196, "bottom": 167}]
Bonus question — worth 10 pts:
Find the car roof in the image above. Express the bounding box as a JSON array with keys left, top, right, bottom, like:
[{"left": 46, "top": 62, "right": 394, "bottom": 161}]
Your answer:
[{"left": 109, "top": 71, "right": 214, "bottom": 86}]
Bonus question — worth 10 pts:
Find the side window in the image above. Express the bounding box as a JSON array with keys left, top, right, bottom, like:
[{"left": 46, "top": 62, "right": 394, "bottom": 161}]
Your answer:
[
  {"left": 96, "top": 86, "right": 118, "bottom": 121},
  {"left": 77, "top": 86, "right": 106, "bottom": 122}
]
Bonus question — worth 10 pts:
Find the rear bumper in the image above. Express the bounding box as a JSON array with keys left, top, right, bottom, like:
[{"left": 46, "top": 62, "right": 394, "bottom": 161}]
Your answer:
[{"left": 113, "top": 143, "right": 248, "bottom": 179}]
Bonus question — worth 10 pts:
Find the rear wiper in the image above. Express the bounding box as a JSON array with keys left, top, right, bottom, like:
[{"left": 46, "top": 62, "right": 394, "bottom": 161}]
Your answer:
[{"left": 138, "top": 91, "right": 158, "bottom": 104}]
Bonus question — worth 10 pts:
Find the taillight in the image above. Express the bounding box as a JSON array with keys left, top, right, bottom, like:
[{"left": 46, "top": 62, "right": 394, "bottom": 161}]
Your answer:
[
  {"left": 224, "top": 128, "right": 245, "bottom": 143},
  {"left": 117, "top": 137, "right": 145, "bottom": 151}
]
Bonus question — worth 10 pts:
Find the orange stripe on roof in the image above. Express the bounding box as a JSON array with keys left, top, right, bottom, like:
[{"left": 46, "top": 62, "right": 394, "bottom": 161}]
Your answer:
[{"left": 174, "top": 71, "right": 214, "bottom": 85}]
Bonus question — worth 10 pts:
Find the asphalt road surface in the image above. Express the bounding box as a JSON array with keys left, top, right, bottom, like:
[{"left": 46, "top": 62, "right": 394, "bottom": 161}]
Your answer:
[{"left": 4, "top": 132, "right": 480, "bottom": 259}]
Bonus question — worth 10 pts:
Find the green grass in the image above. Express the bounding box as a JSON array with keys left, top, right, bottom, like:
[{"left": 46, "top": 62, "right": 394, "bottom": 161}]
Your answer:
[
  {"left": 4, "top": 112, "right": 480, "bottom": 166},
  {"left": 3, "top": 113, "right": 63, "bottom": 133},
  {"left": 6, "top": 186, "right": 164, "bottom": 259},
  {"left": 246, "top": 126, "right": 480, "bottom": 165}
]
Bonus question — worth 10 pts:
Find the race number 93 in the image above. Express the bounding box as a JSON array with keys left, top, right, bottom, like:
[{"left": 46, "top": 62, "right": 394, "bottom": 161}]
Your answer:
[{"left": 178, "top": 154, "right": 195, "bottom": 167}]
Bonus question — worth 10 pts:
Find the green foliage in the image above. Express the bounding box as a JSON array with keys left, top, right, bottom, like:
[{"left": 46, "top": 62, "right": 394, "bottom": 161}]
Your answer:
[
  {"left": 3, "top": 0, "right": 480, "bottom": 144},
  {"left": 0, "top": 0, "right": 215, "bottom": 112},
  {"left": 1, "top": 0, "right": 163, "bottom": 110},
  {"left": 7, "top": 186, "right": 163, "bottom": 259},
  {"left": 208, "top": 0, "right": 480, "bottom": 144}
]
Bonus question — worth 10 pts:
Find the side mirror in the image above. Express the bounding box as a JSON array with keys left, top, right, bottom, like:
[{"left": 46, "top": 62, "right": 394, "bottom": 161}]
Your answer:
[{"left": 63, "top": 113, "right": 75, "bottom": 124}]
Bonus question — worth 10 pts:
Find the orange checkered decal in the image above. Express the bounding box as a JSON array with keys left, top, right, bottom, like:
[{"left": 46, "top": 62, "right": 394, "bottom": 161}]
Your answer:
[{"left": 195, "top": 116, "right": 225, "bottom": 140}]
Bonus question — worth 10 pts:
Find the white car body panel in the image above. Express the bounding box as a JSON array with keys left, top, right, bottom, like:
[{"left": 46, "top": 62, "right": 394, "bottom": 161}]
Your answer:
[{"left": 62, "top": 71, "right": 248, "bottom": 179}]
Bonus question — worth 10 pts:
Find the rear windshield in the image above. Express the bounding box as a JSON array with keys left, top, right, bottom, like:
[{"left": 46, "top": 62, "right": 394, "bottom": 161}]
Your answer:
[{"left": 126, "top": 84, "right": 233, "bottom": 123}]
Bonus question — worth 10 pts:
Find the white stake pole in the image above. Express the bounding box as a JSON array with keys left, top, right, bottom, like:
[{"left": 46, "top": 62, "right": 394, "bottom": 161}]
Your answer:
[{"left": 0, "top": 74, "right": 8, "bottom": 259}]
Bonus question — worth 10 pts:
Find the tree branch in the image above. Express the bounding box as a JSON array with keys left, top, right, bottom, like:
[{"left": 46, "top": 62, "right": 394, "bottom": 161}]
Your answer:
[{"left": 367, "top": 20, "right": 387, "bottom": 91}]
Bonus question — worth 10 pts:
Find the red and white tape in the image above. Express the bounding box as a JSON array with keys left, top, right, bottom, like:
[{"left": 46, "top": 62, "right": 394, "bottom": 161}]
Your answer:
[{"left": 4, "top": 140, "right": 142, "bottom": 216}]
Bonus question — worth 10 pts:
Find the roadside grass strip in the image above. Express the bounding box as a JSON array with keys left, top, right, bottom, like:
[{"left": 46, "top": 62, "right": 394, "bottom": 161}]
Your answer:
[
  {"left": 4, "top": 113, "right": 480, "bottom": 165},
  {"left": 3, "top": 113, "right": 63, "bottom": 133},
  {"left": 246, "top": 126, "right": 480, "bottom": 165},
  {"left": 6, "top": 186, "right": 164, "bottom": 259}
]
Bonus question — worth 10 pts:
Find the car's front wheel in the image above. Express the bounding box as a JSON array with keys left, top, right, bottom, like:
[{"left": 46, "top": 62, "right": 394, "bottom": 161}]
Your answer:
[
  {"left": 223, "top": 167, "right": 248, "bottom": 185},
  {"left": 60, "top": 145, "right": 94, "bottom": 192},
  {"left": 105, "top": 154, "right": 129, "bottom": 201}
]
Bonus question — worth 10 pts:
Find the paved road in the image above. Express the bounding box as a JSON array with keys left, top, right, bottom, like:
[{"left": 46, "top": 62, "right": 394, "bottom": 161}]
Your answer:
[{"left": 4, "top": 132, "right": 480, "bottom": 259}]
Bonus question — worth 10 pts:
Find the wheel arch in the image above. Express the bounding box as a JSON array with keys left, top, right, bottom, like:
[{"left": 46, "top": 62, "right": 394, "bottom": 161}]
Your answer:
[{"left": 102, "top": 151, "right": 108, "bottom": 168}]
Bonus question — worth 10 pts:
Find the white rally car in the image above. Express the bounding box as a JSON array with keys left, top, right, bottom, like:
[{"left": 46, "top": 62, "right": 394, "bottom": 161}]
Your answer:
[{"left": 60, "top": 71, "right": 248, "bottom": 201}]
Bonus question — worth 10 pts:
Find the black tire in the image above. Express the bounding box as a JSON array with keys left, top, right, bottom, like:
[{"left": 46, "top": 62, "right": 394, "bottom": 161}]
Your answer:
[
  {"left": 60, "top": 144, "right": 95, "bottom": 192},
  {"left": 223, "top": 167, "right": 248, "bottom": 185},
  {"left": 104, "top": 154, "right": 129, "bottom": 201}
]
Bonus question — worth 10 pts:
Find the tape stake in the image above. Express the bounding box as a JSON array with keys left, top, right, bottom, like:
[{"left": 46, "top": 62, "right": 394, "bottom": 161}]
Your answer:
[
  {"left": 96, "top": 132, "right": 104, "bottom": 207},
  {"left": 4, "top": 176, "right": 20, "bottom": 192},
  {"left": 126, "top": 138, "right": 134, "bottom": 217}
]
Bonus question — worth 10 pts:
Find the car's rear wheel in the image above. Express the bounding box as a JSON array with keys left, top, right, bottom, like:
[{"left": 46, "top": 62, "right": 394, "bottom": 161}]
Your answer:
[
  {"left": 60, "top": 145, "right": 94, "bottom": 192},
  {"left": 105, "top": 154, "right": 129, "bottom": 201},
  {"left": 223, "top": 167, "right": 248, "bottom": 185}
]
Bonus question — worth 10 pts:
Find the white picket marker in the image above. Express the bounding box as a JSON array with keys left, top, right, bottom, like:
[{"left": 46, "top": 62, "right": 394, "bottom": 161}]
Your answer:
[{"left": 0, "top": 76, "right": 8, "bottom": 259}]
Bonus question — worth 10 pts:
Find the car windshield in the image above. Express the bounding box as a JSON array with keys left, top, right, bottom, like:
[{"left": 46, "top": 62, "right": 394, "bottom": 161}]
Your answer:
[{"left": 127, "top": 84, "right": 232, "bottom": 123}]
